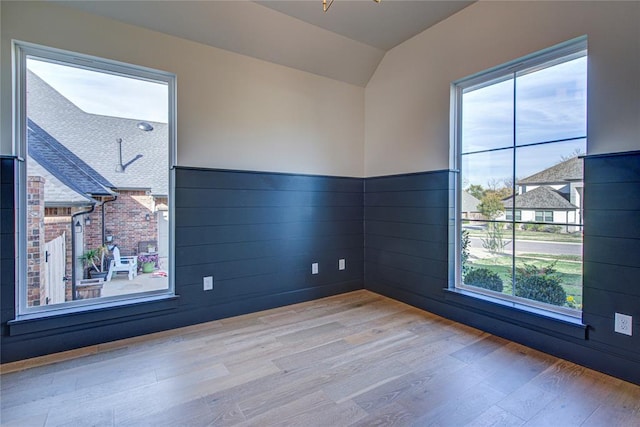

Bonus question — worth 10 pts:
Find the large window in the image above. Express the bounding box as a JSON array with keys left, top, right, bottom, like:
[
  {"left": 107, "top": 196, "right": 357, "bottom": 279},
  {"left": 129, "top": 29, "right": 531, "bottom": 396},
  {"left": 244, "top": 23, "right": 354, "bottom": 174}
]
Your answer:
[
  {"left": 14, "top": 41, "right": 176, "bottom": 315},
  {"left": 452, "top": 37, "right": 586, "bottom": 316}
]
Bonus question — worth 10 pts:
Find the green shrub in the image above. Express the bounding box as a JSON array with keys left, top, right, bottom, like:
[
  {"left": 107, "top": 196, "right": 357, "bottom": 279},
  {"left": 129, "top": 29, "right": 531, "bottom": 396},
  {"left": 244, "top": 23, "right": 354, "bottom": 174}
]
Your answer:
[
  {"left": 541, "top": 225, "right": 562, "bottom": 233},
  {"left": 464, "top": 268, "right": 503, "bottom": 292},
  {"left": 514, "top": 262, "right": 566, "bottom": 306}
]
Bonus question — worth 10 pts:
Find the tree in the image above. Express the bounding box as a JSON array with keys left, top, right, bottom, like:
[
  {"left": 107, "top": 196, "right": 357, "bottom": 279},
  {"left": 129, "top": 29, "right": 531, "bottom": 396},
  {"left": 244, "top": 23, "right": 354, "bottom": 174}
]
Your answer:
[
  {"left": 478, "top": 193, "right": 507, "bottom": 255},
  {"left": 478, "top": 193, "right": 504, "bottom": 220},
  {"left": 560, "top": 148, "right": 584, "bottom": 162},
  {"left": 481, "top": 222, "right": 507, "bottom": 255},
  {"left": 467, "top": 184, "right": 485, "bottom": 201}
]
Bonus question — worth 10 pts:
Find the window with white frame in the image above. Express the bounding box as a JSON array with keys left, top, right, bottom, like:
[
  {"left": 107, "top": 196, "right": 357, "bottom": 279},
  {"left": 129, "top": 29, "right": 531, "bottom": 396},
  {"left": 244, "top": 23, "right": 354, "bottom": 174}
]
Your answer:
[
  {"left": 14, "top": 41, "right": 176, "bottom": 315},
  {"left": 535, "top": 211, "right": 554, "bottom": 223},
  {"left": 452, "top": 37, "right": 586, "bottom": 315},
  {"left": 505, "top": 210, "right": 521, "bottom": 222}
]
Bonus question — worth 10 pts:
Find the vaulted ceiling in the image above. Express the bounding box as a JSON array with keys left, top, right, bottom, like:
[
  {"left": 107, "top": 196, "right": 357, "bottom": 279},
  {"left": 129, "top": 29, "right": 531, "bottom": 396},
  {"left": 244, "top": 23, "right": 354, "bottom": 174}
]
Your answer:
[{"left": 54, "top": 1, "right": 474, "bottom": 87}]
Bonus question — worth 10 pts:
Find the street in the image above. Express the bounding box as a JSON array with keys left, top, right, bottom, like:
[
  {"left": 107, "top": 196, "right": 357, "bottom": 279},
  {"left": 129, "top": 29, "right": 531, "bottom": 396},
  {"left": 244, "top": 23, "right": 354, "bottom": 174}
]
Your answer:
[{"left": 469, "top": 236, "right": 582, "bottom": 256}]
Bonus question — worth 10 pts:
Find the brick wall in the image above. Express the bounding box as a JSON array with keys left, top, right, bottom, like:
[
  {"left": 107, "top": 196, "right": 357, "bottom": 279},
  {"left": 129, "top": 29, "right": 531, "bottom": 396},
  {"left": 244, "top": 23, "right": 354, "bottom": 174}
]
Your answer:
[
  {"left": 27, "top": 176, "right": 44, "bottom": 307},
  {"left": 44, "top": 217, "right": 73, "bottom": 302},
  {"left": 83, "top": 190, "right": 158, "bottom": 258}
]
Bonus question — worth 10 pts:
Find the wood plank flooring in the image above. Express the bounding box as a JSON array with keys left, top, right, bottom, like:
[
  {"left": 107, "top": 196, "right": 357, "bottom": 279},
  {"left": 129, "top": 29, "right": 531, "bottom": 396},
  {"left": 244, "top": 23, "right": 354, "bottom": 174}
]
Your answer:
[{"left": 1, "top": 290, "right": 639, "bottom": 426}]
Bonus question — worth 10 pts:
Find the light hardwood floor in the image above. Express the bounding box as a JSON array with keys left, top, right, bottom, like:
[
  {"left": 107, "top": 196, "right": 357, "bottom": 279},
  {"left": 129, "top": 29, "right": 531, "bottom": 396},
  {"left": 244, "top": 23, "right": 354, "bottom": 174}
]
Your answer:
[{"left": 1, "top": 290, "right": 639, "bottom": 426}]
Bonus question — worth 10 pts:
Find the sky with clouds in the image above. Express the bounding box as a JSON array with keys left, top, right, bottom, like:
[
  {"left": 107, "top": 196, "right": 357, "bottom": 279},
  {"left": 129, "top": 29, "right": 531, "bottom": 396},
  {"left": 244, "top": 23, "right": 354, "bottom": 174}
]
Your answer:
[
  {"left": 27, "top": 58, "right": 168, "bottom": 123},
  {"left": 461, "top": 56, "right": 587, "bottom": 189}
]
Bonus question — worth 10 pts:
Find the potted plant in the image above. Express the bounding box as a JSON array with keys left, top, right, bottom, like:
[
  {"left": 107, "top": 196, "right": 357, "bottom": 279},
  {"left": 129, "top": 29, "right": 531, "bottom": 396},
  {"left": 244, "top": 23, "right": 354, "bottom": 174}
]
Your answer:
[
  {"left": 80, "top": 245, "right": 109, "bottom": 280},
  {"left": 138, "top": 253, "right": 158, "bottom": 273}
]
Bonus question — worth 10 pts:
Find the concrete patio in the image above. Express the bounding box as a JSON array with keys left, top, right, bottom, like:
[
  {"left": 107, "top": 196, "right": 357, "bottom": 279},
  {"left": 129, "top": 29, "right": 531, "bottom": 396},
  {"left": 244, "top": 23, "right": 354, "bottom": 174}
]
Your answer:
[{"left": 101, "top": 271, "right": 168, "bottom": 298}]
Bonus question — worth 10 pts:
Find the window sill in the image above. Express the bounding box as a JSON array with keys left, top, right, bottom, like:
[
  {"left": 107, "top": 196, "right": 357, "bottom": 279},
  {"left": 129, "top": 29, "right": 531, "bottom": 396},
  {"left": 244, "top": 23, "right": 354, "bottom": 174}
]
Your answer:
[
  {"left": 443, "top": 288, "right": 587, "bottom": 341},
  {"left": 8, "top": 294, "right": 180, "bottom": 336}
]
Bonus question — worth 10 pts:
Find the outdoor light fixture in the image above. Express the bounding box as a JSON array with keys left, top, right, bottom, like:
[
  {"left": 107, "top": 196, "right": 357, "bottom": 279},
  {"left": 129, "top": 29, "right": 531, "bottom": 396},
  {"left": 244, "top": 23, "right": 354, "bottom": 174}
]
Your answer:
[
  {"left": 323, "top": 0, "right": 380, "bottom": 12},
  {"left": 84, "top": 216, "right": 91, "bottom": 226},
  {"left": 75, "top": 220, "right": 83, "bottom": 234},
  {"left": 145, "top": 213, "right": 151, "bottom": 221},
  {"left": 137, "top": 121, "right": 154, "bottom": 132}
]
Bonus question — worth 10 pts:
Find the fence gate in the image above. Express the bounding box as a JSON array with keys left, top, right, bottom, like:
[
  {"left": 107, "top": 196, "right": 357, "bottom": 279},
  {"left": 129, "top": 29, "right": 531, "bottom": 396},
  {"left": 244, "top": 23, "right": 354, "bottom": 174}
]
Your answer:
[{"left": 44, "top": 232, "right": 66, "bottom": 305}]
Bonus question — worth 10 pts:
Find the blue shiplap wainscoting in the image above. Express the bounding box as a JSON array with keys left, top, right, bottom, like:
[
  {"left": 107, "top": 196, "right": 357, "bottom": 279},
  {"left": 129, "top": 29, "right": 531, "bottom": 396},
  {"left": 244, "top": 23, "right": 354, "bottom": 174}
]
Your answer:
[
  {"left": 582, "top": 152, "right": 640, "bottom": 369},
  {"left": 1, "top": 157, "right": 17, "bottom": 335},
  {"left": 173, "top": 167, "right": 365, "bottom": 321},
  {"left": 364, "top": 170, "right": 449, "bottom": 297},
  {"left": 0, "top": 165, "right": 363, "bottom": 363},
  {"left": 363, "top": 158, "right": 639, "bottom": 385}
]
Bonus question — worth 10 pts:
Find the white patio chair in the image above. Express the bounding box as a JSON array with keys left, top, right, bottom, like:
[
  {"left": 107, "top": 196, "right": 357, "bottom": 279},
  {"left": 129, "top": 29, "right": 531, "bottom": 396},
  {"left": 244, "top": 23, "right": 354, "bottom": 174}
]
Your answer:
[{"left": 106, "top": 246, "right": 138, "bottom": 281}]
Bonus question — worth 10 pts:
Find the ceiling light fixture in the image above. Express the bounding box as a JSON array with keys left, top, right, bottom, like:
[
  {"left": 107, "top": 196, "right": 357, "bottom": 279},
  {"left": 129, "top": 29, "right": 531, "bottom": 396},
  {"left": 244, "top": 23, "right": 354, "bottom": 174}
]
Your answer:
[{"left": 323, "top": 0, "right": 380, "bottom": 13}]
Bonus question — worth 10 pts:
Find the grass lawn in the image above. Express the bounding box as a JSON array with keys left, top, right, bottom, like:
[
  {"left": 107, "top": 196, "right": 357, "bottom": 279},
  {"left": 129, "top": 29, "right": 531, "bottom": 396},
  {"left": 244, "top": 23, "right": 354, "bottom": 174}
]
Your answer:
[{"left": 469, "top": 254, "right": 583, "bottom": 306}]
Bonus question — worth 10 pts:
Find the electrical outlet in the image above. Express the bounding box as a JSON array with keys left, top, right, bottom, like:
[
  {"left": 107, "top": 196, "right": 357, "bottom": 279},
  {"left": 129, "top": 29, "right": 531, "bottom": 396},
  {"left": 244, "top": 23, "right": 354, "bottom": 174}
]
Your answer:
[
  {"left": 312, "top": 263, "right": 319, "bottom": 275},
  {"left": 338, "top": 259, "right": 346, "bottom": 270},
  {"left": 203, "top": 276, "right": 214, "bottom": 291},
  {"left": 614, "top": 313, "right": 632, "bottom": 336}
]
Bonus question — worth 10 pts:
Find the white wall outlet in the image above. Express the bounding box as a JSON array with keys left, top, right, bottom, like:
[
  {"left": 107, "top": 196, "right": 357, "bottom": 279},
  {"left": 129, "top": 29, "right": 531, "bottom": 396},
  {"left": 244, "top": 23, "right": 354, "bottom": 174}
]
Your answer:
[
  {"left": 312, "top": 263, "right": 319, "bottom": 275},
  {"left": 203, "top": 276, "right": 214, "bottom": 291},
  {"left": 614, "top": 313, "right": 632, "bottom": 336},
  {"left": 338, "top": 259, "right": 346, "bottom": 270}
]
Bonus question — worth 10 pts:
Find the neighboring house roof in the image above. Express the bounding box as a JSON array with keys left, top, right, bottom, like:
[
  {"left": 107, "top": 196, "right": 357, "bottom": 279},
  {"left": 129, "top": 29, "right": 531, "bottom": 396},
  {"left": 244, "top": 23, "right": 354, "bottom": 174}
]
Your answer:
[
  {"left": 28, "top": 119, "right": 115, "bottom": 203},
  {"left": 503, "top": 186, "right": 578, "bottom": 210},
  {"left": 27, "top": 70, "right": 168, "bottom": 196},
  {"left": 518, "top": 156, "right": 583, "bottom": 185},
  {"left": 461, "top": 191, "right": 480, "bottom": 212}
]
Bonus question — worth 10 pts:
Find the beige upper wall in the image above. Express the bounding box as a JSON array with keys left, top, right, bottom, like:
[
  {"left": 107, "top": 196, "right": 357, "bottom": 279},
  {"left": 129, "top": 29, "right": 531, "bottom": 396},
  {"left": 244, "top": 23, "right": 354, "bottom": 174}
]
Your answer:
[
  {"left": 0, "top": 2, "right": 365, "bottom": 177},
  {"left": 364, "top": 1, "right": 640, "bottom": 176}
]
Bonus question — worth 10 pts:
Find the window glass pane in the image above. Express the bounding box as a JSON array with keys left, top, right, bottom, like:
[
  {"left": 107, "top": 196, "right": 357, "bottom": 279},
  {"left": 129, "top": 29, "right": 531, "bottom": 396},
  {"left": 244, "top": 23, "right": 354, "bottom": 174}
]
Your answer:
[
  {"left": 462, "top": 77, "right": 514, "bottom": 153},
  {"left": 461, "top": 220, "right": 514, "bottom": 296},
  {"left": 515, "top": 55, "right": 587, "bottom": 146},
  {"left": 513, "top": 139, "right": 585, "bottom": 225},
  {"left": 24, "top": 56, "right": 171, "bottom": 309},
  {"left": 512, "top": 230, "right": 583, "bottom": 311},
  {"left": 461, "top": 149, "right": 514, "bottom": 214}
]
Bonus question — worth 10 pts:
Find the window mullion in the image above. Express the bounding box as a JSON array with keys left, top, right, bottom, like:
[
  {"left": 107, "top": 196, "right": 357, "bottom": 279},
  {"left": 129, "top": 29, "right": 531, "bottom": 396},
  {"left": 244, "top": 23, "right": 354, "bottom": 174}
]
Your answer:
[{"left": 511, "top": 72, "right": 517, "bottom": 298}]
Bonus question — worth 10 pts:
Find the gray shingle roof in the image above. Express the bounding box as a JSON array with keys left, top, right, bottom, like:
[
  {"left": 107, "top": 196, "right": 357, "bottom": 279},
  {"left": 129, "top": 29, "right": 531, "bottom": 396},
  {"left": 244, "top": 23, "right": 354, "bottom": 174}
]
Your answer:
[
  {"left": 462, "top": 191, "right": 480, "bottom": 212},
  {"left": 28, "top": 159, "right": 94, "bottom": 206},
  {"left": 28, "top": 119, "right": 114, "bottom": 198},
  {"left": 503, "top": 186, "right": 577, "bottom": 210},
  {"left": 27, "top": 70, "right": 169, "bottom": 196},
  {"left": 518, "top": 157, "right": 583, "bottom": 185}
]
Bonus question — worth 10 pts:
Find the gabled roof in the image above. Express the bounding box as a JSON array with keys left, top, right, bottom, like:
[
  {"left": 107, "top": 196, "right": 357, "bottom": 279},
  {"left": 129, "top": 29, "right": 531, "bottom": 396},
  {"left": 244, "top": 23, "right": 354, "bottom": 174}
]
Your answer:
[
  {"left": 27, "top": 70, "right": 168, "bottom": 196},
  {"left": 503, "top": 186, "right": 578, "bottom": 210},
  {"left": 28, "top": 119, "right": 114, "bottom": 200},
  {"left": 518, "top": 157, "right": 583, "bottom": 185},
  {"left": 462, "top": 191, "right": 481, "bottom": 212}
]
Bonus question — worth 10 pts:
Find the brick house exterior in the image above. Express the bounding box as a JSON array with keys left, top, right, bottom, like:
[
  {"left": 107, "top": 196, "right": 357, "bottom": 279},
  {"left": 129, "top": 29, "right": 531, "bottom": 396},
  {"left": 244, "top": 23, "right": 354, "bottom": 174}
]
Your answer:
[{"left": 84, "top": 191, "right": 158, "bottom": 257}]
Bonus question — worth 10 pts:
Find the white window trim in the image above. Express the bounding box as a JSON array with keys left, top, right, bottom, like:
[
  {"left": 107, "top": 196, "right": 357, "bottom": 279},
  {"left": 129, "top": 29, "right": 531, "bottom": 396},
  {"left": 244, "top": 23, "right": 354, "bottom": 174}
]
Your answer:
[
  {"left": 449, "top": 36, "right": 587, "bottom": 319},
  {"left": 12, "top": 40, "right": 177, "bottom": 317}
]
